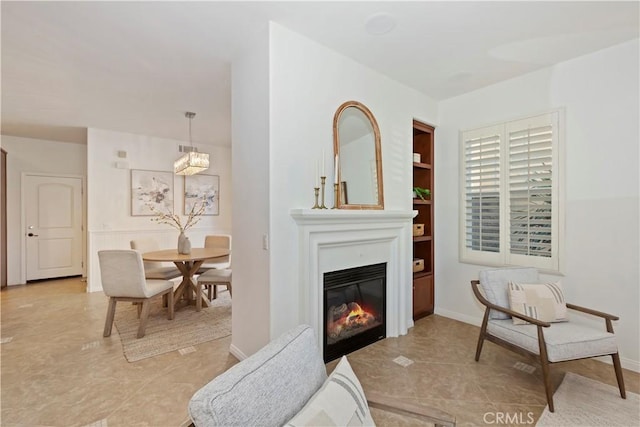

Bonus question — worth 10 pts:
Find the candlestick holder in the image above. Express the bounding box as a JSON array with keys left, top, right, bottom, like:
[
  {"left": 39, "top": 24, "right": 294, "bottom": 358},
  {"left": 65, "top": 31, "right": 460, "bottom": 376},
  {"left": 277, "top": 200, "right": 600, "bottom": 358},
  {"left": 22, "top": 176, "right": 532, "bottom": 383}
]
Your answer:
[
  {"left": 320, "top": 176, "right": 328, "bottom": 209},
  {"left": 312, "top": 187, "right": 320, "bottom": 209},
  {"left": 332, "top": 183, "right": 339, "bottom": 209}
]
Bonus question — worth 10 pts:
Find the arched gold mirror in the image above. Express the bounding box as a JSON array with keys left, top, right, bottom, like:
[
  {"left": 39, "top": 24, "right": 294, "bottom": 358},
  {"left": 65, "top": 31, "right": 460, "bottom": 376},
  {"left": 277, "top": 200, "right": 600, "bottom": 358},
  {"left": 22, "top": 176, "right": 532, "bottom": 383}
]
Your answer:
[{"left": 333, "top": 101, "right": 384, "bottom": 209}]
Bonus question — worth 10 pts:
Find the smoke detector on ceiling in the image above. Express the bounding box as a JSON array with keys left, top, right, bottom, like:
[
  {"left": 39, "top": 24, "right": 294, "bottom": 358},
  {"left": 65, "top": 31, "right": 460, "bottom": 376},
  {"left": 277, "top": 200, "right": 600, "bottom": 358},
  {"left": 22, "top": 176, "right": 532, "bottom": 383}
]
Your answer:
[{"left": 365, "top": 13, "right": 396, "bottom": 36}]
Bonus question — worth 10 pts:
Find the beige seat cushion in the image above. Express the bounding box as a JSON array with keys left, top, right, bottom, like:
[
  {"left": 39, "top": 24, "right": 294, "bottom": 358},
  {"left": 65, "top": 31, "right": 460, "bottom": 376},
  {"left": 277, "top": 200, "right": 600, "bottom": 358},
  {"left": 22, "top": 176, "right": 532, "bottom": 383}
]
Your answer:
[
  {"left": 198, "top": 268, "right": 232, "bottom": 283},
  {"left": 487, "top": 319, "right": 618, "bottom": 362}
]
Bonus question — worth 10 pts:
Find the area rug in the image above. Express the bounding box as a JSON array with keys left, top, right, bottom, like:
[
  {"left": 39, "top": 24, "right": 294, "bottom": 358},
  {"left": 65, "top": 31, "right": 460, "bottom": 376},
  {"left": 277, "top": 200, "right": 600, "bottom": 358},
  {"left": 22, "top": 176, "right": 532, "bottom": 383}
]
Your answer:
[
  {"left": 114, "top": 292, "right": 231, "bottom": 362},
  {"left": 536, "top": 372, "right": 639, "bottom": 426}
]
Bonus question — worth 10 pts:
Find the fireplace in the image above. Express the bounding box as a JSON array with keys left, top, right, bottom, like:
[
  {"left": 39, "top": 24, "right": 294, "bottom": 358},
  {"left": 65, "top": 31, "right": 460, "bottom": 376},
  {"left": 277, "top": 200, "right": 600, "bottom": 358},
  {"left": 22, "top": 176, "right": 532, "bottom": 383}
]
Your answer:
[
  {"left": 291, "top": 209, "right": 415, "bottom": 355},
  {"left": 323, "top": 263, "right": 386, "bottom": 362}
]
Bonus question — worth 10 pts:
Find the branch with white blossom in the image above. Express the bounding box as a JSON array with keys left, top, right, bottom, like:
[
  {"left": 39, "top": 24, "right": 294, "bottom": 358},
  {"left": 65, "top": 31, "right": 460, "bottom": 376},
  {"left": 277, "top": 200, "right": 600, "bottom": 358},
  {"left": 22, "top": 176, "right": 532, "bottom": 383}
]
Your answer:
[{"left": 148, "top": 199, "right": 206, "bottom": 232}]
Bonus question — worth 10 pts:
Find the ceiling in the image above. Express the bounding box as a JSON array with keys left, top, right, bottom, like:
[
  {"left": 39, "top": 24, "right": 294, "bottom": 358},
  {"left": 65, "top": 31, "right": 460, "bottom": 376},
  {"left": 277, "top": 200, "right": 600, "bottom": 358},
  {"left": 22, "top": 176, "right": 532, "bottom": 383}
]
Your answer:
[{"left": 2, "top": 1, "right": 638, "bottom": 146}]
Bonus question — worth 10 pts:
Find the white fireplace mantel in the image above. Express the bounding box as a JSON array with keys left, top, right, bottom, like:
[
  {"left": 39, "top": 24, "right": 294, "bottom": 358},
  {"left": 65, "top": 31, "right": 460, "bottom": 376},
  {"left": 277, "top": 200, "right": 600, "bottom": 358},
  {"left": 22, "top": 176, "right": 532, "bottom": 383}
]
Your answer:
[
  {"left": 290, "top": 208, "right": 416, "bottom": 224},
  {"left": 291, "top": 208, "right": 417, "bottom": 351}
]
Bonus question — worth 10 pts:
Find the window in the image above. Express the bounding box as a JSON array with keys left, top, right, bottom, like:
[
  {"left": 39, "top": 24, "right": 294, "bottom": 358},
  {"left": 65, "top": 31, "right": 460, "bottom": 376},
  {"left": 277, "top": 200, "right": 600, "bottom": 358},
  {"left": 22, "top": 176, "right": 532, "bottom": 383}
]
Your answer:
[{"left": 460, "top": 111, "right": 563, "bottom": 272}]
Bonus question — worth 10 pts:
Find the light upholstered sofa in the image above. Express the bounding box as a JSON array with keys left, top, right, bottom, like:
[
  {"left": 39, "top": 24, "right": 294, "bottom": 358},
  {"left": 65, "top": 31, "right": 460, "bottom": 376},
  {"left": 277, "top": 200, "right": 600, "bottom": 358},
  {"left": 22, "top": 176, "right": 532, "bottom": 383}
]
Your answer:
[{"left": 188, "top": 325, "right": 455, "bottom": 426}]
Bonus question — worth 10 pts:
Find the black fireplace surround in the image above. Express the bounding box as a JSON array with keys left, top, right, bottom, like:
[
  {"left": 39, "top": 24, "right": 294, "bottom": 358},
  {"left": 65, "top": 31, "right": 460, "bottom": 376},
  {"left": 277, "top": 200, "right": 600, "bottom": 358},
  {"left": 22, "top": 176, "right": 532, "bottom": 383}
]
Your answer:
[{"left": 323, "top": 262, "right": 386, "bottom": 362}]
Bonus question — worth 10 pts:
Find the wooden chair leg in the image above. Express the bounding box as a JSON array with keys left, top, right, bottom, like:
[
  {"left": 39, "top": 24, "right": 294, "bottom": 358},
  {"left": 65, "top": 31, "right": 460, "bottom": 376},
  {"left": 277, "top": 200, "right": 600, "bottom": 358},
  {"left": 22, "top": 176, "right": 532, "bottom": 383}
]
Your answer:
[
  {"left": 213, "top": 284, "right": 218, "bottom": 300},
  {"left": 207, "top": 284, "right": 213, "bottom": 301},
  {"left": 167, "top": 290, "right": 175, "bottom": 320},
  {"left": 136, "top": 302, "right": 142, "bottom": 319},
  {"left": 475, "top": 309, "right": 490, "bottom": 361},
  {"left": 227, "top": 282, "right": 232, "bottom": 297},
  {"left": 137, "top": 300, "right": 151, "bottom": 338},
  {"left": 611, "top": 352, "right": 626, "bottom": 399},
  {"left": 537, "top": 326, "right": 554, "bottom": 412},
  {"left": 196, "top": 282, "right": 203, "bottom": 312},
  {"left": 103, "top": 297, "right": 117, "bottom": 337}
]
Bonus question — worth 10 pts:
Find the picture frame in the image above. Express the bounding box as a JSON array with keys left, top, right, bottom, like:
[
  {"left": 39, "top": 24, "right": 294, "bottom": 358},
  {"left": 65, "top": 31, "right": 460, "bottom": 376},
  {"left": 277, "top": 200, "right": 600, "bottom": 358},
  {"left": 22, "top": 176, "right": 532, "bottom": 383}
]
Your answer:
[
  {"left": 184, "top": 174, "right": 219, "bottom": 216},
  {"left": 340, "top": 181, "right": 349, "bottom": 205},
  {"left": 131, "top": 169, "right": 174, "bottom": 216}
]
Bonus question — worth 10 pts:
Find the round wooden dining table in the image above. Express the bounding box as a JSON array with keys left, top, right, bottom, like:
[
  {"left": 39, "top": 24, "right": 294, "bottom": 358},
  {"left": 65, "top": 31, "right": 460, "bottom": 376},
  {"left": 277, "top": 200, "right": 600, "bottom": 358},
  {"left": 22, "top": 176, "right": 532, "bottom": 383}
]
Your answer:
[{"left": 142, "top": 248, "right": 229, "bottom": 310}]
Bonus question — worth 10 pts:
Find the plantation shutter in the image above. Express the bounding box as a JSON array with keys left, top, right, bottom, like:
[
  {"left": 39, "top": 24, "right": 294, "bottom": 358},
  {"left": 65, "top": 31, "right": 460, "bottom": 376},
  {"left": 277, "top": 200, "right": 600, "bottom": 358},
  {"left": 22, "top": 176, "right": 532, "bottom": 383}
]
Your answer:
[
  {"left": 460, "top": 111, "right": 562, "bottom": 272},
  {"left": 506, "top": 112, "right": 559, "bottom": 269},
  {"left": 463, "top": 126, "right": 501, "bottom": 258}
]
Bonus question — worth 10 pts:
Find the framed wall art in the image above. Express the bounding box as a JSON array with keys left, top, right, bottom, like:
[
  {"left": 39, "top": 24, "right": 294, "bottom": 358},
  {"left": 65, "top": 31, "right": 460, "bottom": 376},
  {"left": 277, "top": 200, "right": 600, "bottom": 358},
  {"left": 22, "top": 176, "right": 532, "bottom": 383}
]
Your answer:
[
  {"left": 131, "top": 169, "right": 174, "bottom": 216},
  {"left": 184, "top": 174, "right": 219, "bottom": 216}
]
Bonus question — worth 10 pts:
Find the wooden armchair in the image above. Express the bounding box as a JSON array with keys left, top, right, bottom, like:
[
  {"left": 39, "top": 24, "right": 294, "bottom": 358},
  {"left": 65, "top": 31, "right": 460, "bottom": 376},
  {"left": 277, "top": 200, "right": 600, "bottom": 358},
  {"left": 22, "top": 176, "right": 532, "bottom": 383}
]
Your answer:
[{"left": 471, "top": 267, "right": 625, "bottom": 412}]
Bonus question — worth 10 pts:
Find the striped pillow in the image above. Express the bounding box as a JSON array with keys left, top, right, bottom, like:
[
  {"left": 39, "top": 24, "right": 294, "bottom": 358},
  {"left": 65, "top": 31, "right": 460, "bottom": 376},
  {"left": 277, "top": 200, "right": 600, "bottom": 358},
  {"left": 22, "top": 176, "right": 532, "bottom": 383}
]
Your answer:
[
  {"left": 285, "top": 356, "right": 374, "bottom": 426},
  {"left": 508, "top": 281, "right": 568, "bottom": 325}
]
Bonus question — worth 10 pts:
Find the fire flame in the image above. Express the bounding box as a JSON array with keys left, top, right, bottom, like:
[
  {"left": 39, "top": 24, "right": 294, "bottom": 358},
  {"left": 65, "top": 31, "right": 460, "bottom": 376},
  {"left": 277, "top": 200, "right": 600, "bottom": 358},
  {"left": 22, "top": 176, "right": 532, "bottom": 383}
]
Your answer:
[
  {"left": 347, "top": 304, "right": 367, "bottom": 322},
  {"left": 328, "top": 302, "right": 377, "bottom": 340}
]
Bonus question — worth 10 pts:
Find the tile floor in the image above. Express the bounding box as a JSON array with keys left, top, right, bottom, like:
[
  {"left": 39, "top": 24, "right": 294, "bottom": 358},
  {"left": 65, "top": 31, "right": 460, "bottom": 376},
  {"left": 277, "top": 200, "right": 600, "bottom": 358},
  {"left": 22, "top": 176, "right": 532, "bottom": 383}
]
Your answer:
[{"left": 1, "top": 277, "right": 638, "bottom": 426}]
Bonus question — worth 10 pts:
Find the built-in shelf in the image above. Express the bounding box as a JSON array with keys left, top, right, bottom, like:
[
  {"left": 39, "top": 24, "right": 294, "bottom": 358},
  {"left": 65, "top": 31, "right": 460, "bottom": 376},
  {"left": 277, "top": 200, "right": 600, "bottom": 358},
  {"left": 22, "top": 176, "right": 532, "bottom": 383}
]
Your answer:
[
  {"left": 412, "top": 120, "right": 435, "bottom": 320},
  {"left": 413, "top": 162, "right": 432, "bottom": 170},
  {"left": 413, "top": 271, "right": 432, "bottom": 280}
]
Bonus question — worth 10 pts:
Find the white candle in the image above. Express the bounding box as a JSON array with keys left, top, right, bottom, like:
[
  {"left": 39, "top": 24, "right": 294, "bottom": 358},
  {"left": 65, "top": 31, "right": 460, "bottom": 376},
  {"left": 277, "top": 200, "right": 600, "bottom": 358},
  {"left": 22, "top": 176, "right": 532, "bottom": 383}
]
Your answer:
[
  {"left": 334, "top": 154, "right": 339, "bottom": 183},
  {"left": 321, "top": 149, "right": 325, "bottom": 177},
  {"left": 315, "top": 161, "right": 319, "bottom": 187}
]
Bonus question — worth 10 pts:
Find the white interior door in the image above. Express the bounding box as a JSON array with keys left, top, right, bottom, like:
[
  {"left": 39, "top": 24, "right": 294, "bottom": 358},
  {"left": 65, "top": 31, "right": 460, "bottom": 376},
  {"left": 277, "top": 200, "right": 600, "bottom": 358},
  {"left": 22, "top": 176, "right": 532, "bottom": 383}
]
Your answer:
[{"left": 25, "top": 175, "right": 83, "bottom": 281}]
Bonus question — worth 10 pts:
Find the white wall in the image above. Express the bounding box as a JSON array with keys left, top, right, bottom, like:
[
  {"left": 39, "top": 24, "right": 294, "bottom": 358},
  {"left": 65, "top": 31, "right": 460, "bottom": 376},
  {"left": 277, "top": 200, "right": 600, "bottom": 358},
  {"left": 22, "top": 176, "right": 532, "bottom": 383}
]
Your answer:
[
  {"left": 267, "top": 24, "right": 438, "bottom": 344},
  {"left": 436, "top": 39, "right": 640, "bottom": 370},
  {"left": 229, "top": 23, "right": 438, "bottom": 358},
  {"left": 86, "top": 128, "right": 232, "bottom": 292},
  {"left": 0, "top": 135, "right": 87, "bottom": 285},
  {"left": 229, "top": 28, "right": 272, "bottom": 358}
]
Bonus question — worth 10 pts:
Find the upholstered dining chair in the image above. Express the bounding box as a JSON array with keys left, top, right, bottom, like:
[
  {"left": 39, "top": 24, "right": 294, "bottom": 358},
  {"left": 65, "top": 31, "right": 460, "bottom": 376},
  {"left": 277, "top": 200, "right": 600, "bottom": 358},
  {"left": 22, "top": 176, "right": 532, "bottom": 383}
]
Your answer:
[
  {"left": 130, "top": 238, "right": 181, "bottom": 280},
  {"left": 197, "top": 234, "right": 231, "bottom": 273},
  {"left": 196, "top": 268, "right": 232, "bottom": 312},
  {"left": 98, "top": 250, "right": 175, "bottom": 338},
  {"left": 471, "top": 267, "right": 626, "bottom": 412}
]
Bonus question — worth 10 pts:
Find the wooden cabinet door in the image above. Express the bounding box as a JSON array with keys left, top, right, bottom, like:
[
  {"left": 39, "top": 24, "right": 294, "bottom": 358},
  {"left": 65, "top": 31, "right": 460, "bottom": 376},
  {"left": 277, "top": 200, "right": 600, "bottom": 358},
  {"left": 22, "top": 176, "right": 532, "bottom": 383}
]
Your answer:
[{"left": 413, "top": 274, "right": 434, "bottom": 320}]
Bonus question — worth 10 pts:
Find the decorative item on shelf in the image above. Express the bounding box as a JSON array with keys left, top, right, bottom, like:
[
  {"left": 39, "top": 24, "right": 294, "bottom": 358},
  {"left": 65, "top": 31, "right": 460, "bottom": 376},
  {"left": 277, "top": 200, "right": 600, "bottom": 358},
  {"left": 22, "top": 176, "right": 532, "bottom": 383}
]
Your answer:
[
  {"left": 413, "top": 153, "right": 421, "bottom": 163},
  {"left": 413, "top": 187, "right": 431, "bottom": 201},
  {"left": 413, "top": 258, "right": 425, "bottom": 273},
  {"left": 148, "top": 199, "right": 205, "bottom": 254},
  {"left": 340, "top": 181, "right": 349, "bottom": 205},
  {"left": 319, "top": 176, "right": 327, "bottom": 209},
  {"left": 312, "top": 187, "right": 320, "bottom": 209},
  {"left": 332, "top": 154, "right": 339, "bottom": 209},
  {"left": 174, "top": 112, "right": 210, "bottom": 176},
  {"left": 333, "top": 100, "right": 384, "bottom": 209},
  {"left": 413, "top": 224, "right": 425, "bottom": 237}
]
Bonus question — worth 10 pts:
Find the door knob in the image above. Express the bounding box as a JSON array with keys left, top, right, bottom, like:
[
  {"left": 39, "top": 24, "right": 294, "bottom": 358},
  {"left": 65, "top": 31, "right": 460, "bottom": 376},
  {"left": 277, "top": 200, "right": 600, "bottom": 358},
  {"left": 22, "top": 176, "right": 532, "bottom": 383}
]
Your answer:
[{"left": 28, "top": 232, "right": 39, "bottom": 237}]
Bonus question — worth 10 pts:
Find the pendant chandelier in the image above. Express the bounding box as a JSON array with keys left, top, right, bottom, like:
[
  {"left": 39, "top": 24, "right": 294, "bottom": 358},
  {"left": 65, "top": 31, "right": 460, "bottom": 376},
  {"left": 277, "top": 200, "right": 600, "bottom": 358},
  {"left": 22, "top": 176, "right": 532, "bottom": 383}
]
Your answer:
[{"left": 174, "top": 111, "right": 210, "bottom": 175}]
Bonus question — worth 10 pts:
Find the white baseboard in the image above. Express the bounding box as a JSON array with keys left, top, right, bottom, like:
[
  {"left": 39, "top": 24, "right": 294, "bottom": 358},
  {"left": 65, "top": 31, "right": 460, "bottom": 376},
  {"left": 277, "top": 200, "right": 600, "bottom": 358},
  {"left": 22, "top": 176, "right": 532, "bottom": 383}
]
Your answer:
[
  {"left": 434, "top": 308, "right": 640, "bottom": 373},
  {"left": 593, "top": 355, "right": 640, "bottom": 373},
  {"left": 229, "top": 343, "right": 247, "bottom": 361},
  {"left": 434, "top": 307, "right": 482, "bottom": 327}
]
